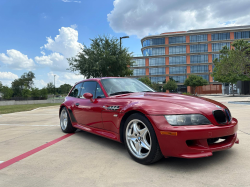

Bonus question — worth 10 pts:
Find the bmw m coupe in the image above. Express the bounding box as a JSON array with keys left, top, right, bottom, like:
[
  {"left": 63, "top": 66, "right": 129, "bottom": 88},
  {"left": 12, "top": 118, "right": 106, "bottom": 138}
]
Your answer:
[{"left": 59, "top": 77, "right": 239, "bottom": 164}]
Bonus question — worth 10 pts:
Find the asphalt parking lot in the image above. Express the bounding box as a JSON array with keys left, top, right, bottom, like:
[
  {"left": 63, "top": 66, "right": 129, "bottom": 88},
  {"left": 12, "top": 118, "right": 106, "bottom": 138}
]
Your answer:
[{"left": 0, "top": 97, "right": 250, "bottom": 187}]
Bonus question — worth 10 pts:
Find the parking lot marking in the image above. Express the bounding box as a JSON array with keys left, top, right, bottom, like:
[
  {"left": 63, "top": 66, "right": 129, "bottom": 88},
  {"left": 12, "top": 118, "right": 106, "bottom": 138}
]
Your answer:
[{"left": 0, "top": 133, "right": 74, "bottom": 170}]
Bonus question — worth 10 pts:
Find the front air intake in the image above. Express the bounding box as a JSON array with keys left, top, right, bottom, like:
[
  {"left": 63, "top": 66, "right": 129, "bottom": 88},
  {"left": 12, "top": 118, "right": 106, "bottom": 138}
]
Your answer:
[{"left": 213, "top": 110, "right": 227, "bottom": 124}]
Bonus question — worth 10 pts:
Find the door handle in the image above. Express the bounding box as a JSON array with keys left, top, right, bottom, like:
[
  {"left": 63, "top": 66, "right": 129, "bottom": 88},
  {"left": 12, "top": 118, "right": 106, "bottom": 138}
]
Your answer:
[{"left": 75, "top": 103, "right": 79, "bottom": 106}]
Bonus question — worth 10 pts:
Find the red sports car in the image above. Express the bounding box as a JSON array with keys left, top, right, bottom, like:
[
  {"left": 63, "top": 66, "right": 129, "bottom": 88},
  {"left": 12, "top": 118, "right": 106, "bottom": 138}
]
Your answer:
[{"left": 59, "top": 77, "right": 239, "bottom": 164}]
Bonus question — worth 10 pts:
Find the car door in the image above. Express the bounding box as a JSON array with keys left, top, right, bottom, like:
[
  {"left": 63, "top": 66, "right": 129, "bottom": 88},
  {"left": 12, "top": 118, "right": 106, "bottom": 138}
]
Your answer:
[{"left": 73, "top": 81, "right": 105, "bottom": 129}]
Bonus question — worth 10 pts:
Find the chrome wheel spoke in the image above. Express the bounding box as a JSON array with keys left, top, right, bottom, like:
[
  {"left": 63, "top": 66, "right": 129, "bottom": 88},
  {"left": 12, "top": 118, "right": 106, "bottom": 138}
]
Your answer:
[
  {"left": 134, "top": 141, "right": 142, "bottom": 155},
  {"left": 132, "top": 122, "right": 139, "bottom": 135},
  {"left": 60, "top": 109, "right": 68, "bottom": 130},
  {"left": 138, "top": 127, "right": 148, "bottom": 137},
  {"left": 141, "top": 139, "right": 150, "bottom": 150},
  {"left": 126, "top": 119, "right": 152, "bottom": 159},
  {"left": 127, "top": 134, "right": 137, "bottom": 142}
]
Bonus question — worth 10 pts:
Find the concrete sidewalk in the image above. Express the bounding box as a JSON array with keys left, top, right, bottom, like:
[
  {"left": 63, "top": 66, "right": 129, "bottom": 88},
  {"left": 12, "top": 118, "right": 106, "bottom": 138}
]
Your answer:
[{"left": 201, "top": 94, "right": 250, "bottom": 104}]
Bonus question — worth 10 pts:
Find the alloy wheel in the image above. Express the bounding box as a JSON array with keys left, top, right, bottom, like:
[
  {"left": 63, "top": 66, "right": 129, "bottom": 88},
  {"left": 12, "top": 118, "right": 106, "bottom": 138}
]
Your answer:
[
  {"left": 126, "top": 119, "right": 152, "bottom": 159},
  {"left": 60, "top": 109, "right": 68, "bottom": 130}
]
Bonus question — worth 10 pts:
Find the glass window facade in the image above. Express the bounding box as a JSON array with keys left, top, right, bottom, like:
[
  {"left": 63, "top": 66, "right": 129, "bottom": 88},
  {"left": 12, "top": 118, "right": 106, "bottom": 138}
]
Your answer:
[
  {"left": 143, "top": 38, "right": 165, "bottom": 47},
  {"left": 149, "top": 68, "right": 165, "bottom": 75},
  {"left": 150, "top": 77, "right": 166, "bottom": 84},
  {"left": 131, "top": 59, "right": 145, "bottom": 67},
  {"left": 169, "top": 66, "right": 186, "bottom": 74},
  {"left": 190, "top": 34, "right": 207, "bottom": 42},
  {"left": 212, "top": 43, "right": 230, "bottom": 51},
  {"left": 169, "top": 36, "right": 186, "bottom": 44},
  {"left": 190, "top": 44, "right": 208, "bottom": 53},
  {"left": 133, "top": 69, "right": 146, "bottom": 76},
  {"left": 169, "top": 56, "right": 186, "bottom": 65},
  {"left": 197, "top": 74, "right": 209, "bottom": 82},
  {"left": 169, "top": 46, "right": 186, "bottom": 54},
  {"left": 190, "top": 55, "right": 208, "bottom": 64},
  {"left": 191, "top": 65, "right": 209, "bottom": 73},
  {"left": 212, "top": 33, "right": 230, "bottom": 41},
  {"left": 169, "top": 76, "right": 186, "bottom": 83},
  {"left": 234, "top": 31, "right": 250, "bottom": 39},
  {"left": 149, "top": 57, "right": 165, "bottom": 66},
  {"left": 143, "top": 47, "right": 165, "bottom": 56},
  {"left": 212, "top": 54, "right": 220, "bottom": 61}
]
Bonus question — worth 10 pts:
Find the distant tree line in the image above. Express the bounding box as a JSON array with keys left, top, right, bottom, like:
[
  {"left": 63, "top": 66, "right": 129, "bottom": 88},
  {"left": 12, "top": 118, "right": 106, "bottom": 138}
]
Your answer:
[{"left": 0, "top": 71, "right": 73, "bottom": 100}]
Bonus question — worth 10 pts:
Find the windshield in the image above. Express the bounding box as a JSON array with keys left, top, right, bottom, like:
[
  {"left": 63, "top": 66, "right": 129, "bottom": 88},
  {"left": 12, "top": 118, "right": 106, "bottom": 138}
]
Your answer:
[{"left": 101, "top": 78, "right": 155, "bottom": 96}]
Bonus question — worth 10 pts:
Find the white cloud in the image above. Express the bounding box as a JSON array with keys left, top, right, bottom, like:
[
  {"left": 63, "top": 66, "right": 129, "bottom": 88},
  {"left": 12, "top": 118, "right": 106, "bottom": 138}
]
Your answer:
[
  {"left": 107, "top": 0, "right": 250, "bottom": 38},
  {"left": 35, "top": 27, "right": 83, "bottom": 71},
  {"left": 33, "top": 79, "right": 47, "bottom": 89},
  {"left": 47, "top": 71, "right": 83, "bottom": 87},
  {"left": 63, "top": 72, "right": 84, "bottom": 80},
  {"left": 35, "top": 52, "right": 68, "bottom": 71},
  {"left": 0, "top": 72, "right": 18, "bottom": 80},
  {"left": 0, "top": 72, "right": 18, "bottom": 87},
  {"left": 70, "top": 24, "right": 78, "bottom": 29},
  {"left": 0, "top": 49, "right": 35, "bottom": 70}
]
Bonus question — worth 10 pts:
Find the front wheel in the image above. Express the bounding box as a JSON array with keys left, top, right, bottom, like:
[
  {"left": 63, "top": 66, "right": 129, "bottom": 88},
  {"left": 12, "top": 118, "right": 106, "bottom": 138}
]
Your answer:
[
  {"left": 124, "top": 113, "right": 163, "bottom": 165},
  {"left": 60, "top": 107, "right": 76, "bottom": 133}
]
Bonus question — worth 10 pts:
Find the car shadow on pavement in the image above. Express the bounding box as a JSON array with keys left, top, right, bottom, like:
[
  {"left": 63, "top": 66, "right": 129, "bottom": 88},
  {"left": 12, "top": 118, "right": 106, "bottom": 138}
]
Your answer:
[{"left": 73, "top": 129, "right": 237, "bottom": 170}]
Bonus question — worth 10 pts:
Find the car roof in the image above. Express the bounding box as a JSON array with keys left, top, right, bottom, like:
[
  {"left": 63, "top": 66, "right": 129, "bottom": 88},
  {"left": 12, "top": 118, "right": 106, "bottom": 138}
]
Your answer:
[{"left": 74, "top": 77, "right": 132, "bottom": 85}]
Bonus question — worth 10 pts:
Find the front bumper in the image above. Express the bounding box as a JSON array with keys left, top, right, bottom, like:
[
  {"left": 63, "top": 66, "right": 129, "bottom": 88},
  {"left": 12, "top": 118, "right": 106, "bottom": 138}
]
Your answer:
[{"left": 148, "top": 115, "right": 239, "bottom": 158}]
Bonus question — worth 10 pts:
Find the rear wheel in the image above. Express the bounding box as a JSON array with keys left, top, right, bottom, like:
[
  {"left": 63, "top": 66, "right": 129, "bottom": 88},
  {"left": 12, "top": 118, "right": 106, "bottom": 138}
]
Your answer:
[
  {"left": 124, "top": 113, "right": 163, "bottom": 164},
  {"left": 60, "top": 107, "right": 76, "bottom": 133}
]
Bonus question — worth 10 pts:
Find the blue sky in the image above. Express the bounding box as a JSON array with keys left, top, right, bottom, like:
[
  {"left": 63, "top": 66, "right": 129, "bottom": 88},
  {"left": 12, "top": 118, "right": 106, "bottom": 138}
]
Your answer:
[{"left": 1, "top": 0, "right": 250, "bottom": 88}]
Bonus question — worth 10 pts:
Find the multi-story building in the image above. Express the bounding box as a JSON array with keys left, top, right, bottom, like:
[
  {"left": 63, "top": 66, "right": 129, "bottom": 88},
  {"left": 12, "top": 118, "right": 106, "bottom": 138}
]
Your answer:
[{"left": 130, "top": 25, "right": 250, "bottom": 94}]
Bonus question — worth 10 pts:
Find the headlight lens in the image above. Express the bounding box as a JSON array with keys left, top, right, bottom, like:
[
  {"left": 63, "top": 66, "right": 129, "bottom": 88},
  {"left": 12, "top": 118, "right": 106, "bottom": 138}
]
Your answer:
[{"left": 165, "top": 114, "right": 211, "bottom": 126}]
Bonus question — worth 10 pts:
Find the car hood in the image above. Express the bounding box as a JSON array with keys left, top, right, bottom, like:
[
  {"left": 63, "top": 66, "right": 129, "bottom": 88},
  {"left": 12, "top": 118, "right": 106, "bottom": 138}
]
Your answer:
[{"left": 112, "top": 92, "right": 226, "bottom": 115}]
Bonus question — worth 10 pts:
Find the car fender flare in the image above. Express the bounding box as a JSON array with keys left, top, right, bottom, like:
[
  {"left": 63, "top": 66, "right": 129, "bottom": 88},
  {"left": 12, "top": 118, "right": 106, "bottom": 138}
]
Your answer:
[{"left": 59, "top": 104, "right": 76, "bottom": 124}]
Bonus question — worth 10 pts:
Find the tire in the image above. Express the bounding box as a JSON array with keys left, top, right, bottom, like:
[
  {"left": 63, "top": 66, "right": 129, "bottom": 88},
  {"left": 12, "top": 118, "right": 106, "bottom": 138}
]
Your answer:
[
  {"left": 60, "top": 107, "right": 77, "bottom": 133},
  {"left": 123, "top": 113, "right": 163, "bottom": 165}
]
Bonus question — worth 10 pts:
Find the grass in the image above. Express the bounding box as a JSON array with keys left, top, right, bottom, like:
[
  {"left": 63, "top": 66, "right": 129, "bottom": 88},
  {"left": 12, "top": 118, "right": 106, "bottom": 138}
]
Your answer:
[{"left": 0, "top": 103, "right": 60, "bottom": 114}]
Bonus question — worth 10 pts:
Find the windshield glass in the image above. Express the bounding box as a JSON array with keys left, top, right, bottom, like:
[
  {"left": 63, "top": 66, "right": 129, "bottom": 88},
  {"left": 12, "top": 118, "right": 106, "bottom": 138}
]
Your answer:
[{"left": 101, "top": 78, "right": 155, "bottom": 96}]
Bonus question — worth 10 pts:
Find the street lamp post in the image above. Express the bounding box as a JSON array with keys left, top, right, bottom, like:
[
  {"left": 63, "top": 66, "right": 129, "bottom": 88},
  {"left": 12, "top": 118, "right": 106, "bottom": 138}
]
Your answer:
[{"left": 120, "top": 36, "right": 129, "bottom": 50}]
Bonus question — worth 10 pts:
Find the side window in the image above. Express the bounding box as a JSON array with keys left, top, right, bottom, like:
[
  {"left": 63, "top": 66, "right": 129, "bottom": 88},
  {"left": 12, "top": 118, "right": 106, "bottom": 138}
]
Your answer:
[
  {"left": 69, "top": 83, "right": 82, "bottom": 98},
  {"left": 80, "top": 81, "right": 97, "bottom": 98},
  {"left": 96, "top": 84, "right": 105, "bottom": 98}
]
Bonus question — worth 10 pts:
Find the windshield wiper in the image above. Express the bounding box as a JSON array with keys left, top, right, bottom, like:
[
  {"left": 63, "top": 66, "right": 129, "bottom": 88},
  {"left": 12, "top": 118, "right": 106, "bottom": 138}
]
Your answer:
[
  {"left": 141, "top": 91, "right": 153, "bottom": 92},
  {"left": 110, "top": 91, "right": 134, "bottom": 96}
]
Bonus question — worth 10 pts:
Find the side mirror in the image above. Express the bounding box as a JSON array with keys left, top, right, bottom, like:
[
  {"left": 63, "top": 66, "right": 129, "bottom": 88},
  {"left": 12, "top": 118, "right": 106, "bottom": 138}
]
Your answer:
[{"left": 83, "top": 93, "right": 94, "bottom": 102}]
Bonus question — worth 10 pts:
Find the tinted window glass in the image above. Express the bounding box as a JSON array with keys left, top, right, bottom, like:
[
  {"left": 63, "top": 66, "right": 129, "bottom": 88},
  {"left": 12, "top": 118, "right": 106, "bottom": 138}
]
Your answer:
[
  {"left": 69, "top": 83, "right": 82, "bottom": 98},
  {"left": 101, "top": 78, "right": 154, "bottom": 95},
  {"left": 96, "top": 84, "right": 105, "bottom": 98},
  {"left": 80, "top": 81, "right": 97, "bottom": 98}
]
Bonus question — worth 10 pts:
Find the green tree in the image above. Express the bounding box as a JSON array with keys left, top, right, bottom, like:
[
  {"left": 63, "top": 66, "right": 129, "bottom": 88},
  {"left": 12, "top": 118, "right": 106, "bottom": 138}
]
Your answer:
[
  {"left": 68, "top": 35, "right": 134, "bottom": 78},
  {"left": 0, "top": 81, "right": 2, "bottom": 91},
  {"left": 11, "top": 71, "right": 35, "bottom": 97},
  {"left": 22, "top": 88, "right": 31, "bottom": 98},
  {"left": 138, "top": 77, "right": 161, "bottom": 92},
  {"left": 163, "top": 80, "right": 177, "bottom": 92},
  {"left": 46, "top": 82, "right": 54, "bottom": 94},
  {"left": 138, "top": 77, "right": 151, "bottom": 87},
  {"left": 1, "top": 86, "right": 13, "bottom": 100},
  {"left": 212, "top": 40, "right": 250, "bottom": 96},
  {"left": 40, "top": 88, "right": 48, "bottom": 99},
  {"left": 58, "top": 84, "right": 72, "bottom": 94},
  {"left": 31, "top": 88, "right": 40, "bottom": 98},
  {"left": 184, "top": 75, "right": 208, "bottom": 94}
]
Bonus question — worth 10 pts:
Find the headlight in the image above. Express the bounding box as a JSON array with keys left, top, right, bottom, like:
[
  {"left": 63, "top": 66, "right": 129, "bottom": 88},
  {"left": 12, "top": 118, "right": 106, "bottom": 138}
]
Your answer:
[{"left": 165, "top": 114, "right": 211, "bottom": 126}]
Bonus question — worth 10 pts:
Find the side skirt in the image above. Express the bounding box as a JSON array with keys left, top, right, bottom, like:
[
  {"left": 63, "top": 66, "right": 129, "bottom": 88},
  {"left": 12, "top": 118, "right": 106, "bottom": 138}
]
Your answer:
[{"left": 73, "top": 123, "right": 121, "bottom": 143}]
